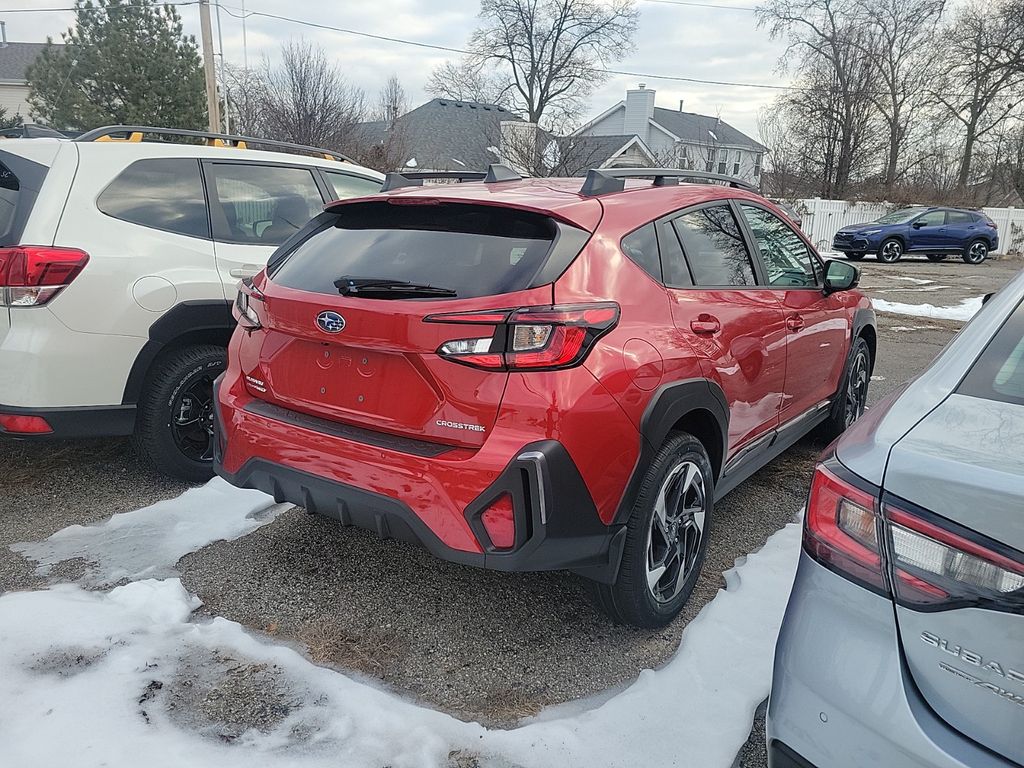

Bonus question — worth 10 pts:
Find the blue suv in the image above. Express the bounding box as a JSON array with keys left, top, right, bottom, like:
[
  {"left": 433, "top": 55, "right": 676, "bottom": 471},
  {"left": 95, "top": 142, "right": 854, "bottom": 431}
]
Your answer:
[{"left": 833, "top": 206, "right": 998, "bottom": 264}]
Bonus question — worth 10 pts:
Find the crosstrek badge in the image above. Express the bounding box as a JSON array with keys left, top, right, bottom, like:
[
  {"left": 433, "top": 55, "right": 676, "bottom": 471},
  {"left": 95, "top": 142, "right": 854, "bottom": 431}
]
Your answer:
[{"left": 436, "top": 419, "right": 485, "bottom": 432}]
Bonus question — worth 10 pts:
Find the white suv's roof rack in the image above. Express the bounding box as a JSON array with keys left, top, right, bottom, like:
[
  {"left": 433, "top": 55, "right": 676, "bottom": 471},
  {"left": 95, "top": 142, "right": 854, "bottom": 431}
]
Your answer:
[{"left": 74, "top": 125, "right": 355, "bottom": 164}]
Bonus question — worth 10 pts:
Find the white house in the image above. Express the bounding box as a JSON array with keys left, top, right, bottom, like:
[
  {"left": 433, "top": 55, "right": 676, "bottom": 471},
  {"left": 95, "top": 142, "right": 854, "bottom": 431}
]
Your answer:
[
  {"left": 573, "top": 85, "right": 767, "bottom": 184},
  {"left": 0, "top": 42, "right": 47, "bottom": 121}
]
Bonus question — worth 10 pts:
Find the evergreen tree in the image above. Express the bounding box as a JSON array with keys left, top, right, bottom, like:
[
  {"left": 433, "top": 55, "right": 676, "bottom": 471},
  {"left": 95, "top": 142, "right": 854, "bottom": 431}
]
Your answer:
[{"left": 27, "top": 0, "right": 206, "bottom": 130}]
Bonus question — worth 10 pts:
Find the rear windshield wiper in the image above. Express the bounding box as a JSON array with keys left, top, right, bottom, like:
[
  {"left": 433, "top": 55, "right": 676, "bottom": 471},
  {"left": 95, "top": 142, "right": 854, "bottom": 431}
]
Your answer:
[{"left": 334, "top": 277, "right": 457, "bottom": 298}]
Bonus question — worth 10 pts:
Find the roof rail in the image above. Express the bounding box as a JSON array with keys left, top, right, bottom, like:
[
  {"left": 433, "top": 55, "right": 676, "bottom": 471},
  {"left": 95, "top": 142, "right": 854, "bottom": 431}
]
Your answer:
[
  {"left": 73, "top": 125, "right": 355, "bottom": 163},
  {"left": 579, "top": 168, "right": 757, "bottom": 196},
  {"left": 380, "top": 164, "right": 521, "bottom": 192}
]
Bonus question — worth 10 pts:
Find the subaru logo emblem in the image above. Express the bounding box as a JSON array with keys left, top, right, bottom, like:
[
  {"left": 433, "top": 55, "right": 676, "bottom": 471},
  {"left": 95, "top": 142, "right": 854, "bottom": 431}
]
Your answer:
[{"left": 316, "top": 310, "right": 345, "bottom": 334}]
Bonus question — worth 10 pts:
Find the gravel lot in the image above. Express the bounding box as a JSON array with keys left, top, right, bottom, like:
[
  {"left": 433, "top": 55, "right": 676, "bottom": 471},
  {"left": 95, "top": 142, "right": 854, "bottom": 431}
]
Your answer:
[{"left": 2, "top": 255, "right": 1020, "bottom": 762}]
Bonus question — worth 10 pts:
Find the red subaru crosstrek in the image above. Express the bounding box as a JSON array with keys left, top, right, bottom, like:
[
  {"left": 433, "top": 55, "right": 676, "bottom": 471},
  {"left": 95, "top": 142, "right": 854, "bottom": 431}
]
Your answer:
[{"left": 214, "top": 166, "right": 875, "bottom": 627}]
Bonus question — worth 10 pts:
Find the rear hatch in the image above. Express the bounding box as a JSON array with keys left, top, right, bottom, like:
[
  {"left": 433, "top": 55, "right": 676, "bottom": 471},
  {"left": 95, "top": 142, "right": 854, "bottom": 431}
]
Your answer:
[
  {"left": 244, "top": 198, "right": 593, "bottom": 448},
  {"left": 882, "top": 300, "right": 1024, "bottom": 765}
]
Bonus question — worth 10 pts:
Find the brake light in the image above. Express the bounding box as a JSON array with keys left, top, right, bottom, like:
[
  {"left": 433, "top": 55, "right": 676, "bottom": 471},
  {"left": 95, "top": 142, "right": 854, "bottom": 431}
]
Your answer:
[
  {"left": 428, "top": 302, "right": 619, "bottom": 371},
  {"left": 233, "top": 278, "right": 264, "bottom": 330},
  {"left": 0, "top": 413, "right": 53, "bottom": 434},
  {"left": 804, "top": 462, "right": 887, "bottom": 594},
  {"left": 0, "top": 246, "right": 90, "bottom": 306},
  {"left": 885, "top": 503, "right": 1024, "bottom": 607}
]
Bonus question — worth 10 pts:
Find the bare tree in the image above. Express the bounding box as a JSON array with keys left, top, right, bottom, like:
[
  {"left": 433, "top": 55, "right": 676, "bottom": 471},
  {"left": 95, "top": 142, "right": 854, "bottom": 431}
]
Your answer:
[
  {"left": 758, "top": 0, "right": 879, "bottom": 196},
  {"left": 259, "top": 40, "right": 366, "bottom": 152},
  {"left": 374, "top": 74, "right": 408, "bottom": 125},
  {"left": 932, "top": 0, "right": 1024, "bottom": 188},
  {"left": 425, "top": 59, "right": 512, "bottom": 106},
  {"left": 457, "top": 0, "right": 639, "bottom": 127},
  {"left": 223, "top": 63, "right": 267, "bottom": 136},
  {"left": 855, "top": 0, "right": 944, "bottom": 191}
]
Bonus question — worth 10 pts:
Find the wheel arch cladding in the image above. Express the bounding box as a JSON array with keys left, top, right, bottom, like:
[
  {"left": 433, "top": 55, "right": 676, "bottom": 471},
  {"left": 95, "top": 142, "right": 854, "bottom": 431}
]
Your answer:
[
  {"left": 122, "top": 300, "right": 234, "bottom": 405},
  {"left": 852, "top": 307, "right": 877, "bottom": 374},
  {"left": 613, "top": 379, "right": 729, "bottom": 525}
]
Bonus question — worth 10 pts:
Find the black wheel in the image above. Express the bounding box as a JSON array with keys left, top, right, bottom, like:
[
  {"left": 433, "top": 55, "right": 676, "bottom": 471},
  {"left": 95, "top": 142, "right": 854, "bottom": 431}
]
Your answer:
[
  {"left": 592, "top": 432, "right": 713, "bottom": 628},
  {"left": 133, "top": 344, "right": 226, "bottom": 482},
  {"left": 963, "top": 239, "right": 988, "bottom": 264},
  {"left": 926, "top": 254, "right": 947, "bottom": 262},
  {"left": 819, "top": 336, "right": 871, "bottom": 441},
  {"left": 877, "top": 238, "right": 903, "bottom": 263},
  {"left": 843, "top": 252, "right": 865, "bottom": 261}
]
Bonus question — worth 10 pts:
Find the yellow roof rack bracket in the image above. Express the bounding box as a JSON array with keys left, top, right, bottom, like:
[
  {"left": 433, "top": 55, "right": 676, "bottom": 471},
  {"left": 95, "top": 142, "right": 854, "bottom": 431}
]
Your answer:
[{"left": 75, "top": 125, "right": 353, "bottom": 163}]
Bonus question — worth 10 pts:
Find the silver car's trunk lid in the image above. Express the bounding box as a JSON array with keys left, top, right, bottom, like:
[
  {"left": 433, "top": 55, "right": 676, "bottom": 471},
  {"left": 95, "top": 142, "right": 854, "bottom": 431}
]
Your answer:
[{"left": 885, "top": 394, "right": 1024, "bottom": 765}]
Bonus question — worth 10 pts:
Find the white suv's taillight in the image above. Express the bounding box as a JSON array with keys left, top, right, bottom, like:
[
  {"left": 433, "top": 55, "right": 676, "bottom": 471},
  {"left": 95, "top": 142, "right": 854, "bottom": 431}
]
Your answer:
[{"left": 0, "top": 245, "right": 90, "bottom": 307}]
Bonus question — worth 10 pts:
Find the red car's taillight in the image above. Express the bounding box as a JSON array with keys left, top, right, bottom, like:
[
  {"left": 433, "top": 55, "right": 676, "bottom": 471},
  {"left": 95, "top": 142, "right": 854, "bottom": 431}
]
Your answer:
[
  {"left": 805, "top": 459, "right": 1024, "bottom": 610},
  {"left": 0, "top": 246, "right": 90, "bottom": 307},
  {"left": 233, "top": 277, "right": 264, "bottom": 330},
  {"left": 428, "top": 302, "right": 619, "bottom": 372},
  {"left": 804, "top": 462, "right": 887, "bottom": 595}
]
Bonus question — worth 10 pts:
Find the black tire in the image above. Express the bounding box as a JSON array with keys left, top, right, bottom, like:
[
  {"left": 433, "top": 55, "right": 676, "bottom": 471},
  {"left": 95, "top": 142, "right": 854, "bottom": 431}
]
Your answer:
[
  {"left": 132, "top": 344, "right": 226, "bottom": 482},
  {"left": 963, "top": 239, "right": 988, "bottom": 264},
  {"left": 592, "top": 432, "right": 713, "bottom": 628},
  {"left": 843, "top": 252, "right": 865, "bottom": 261},
  {"left": 877, "top": 238, "right": 903, "bottom": 263},
  {"left": 926, "top": 254, "right": 947, "bottom": 262},
  {"left": 819, "top": 336, "right": 872, "bottom": 441}
]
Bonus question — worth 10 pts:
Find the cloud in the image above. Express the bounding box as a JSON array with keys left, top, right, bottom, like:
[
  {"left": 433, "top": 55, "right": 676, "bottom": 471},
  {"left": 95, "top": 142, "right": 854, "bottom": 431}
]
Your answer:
[{"left": 0, "top": 0, "right": 788, "bottom": 139}]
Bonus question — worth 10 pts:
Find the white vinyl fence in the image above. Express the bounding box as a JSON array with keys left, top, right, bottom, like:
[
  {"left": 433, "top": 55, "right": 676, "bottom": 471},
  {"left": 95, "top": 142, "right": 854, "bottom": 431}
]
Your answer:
[{"left": 793, "top": 198, "right": 1024, "bottom": 255}]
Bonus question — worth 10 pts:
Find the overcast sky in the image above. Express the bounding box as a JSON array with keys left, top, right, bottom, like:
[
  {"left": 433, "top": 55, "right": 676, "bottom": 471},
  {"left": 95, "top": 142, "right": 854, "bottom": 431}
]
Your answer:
[{"left": 0, "top": 0, "right": 792, "bottom": 140}]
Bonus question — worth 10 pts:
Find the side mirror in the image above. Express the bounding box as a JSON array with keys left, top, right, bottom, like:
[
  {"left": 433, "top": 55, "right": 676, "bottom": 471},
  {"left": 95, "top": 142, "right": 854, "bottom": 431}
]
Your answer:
[
  {"left": 912, "top": 221, "right": 926, "bottom": 229},
  {"left": 824, "top": 259, "right": 859, "bottom": 294}
]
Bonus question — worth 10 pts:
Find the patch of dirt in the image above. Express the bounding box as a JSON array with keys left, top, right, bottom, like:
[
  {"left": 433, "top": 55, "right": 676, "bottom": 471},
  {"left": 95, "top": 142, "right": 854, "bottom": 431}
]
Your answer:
[{"left": 28, "top": 646, "right": 108, "bottom": 677}]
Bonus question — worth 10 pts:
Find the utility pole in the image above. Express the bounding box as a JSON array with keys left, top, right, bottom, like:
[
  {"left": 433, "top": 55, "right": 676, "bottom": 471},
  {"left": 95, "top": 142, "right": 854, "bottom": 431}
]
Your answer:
[{"left": 199, "top": 0, "right": 221, "bottom": 132}]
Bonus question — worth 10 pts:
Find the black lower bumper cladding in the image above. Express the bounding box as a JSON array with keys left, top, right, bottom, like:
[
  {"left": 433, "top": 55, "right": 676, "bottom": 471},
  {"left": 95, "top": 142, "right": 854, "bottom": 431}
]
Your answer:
[{"left": 214, "top": 429, "right": 626, "bottom": 583}]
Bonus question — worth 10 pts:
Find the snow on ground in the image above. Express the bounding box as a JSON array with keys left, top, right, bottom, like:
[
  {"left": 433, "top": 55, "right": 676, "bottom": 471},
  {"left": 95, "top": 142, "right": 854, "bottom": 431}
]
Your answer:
[
  {"left": 12, "top": 478, "right": 285, "bottom": 586},
  {"left": 1, "top": 480, "right": 802, "bottom": 768},
  {"left": 889, "top": 276, "right": 936, "bottom": 285},
  {"left": 872, "top": 296, "right": 983, "bottom": 321}
]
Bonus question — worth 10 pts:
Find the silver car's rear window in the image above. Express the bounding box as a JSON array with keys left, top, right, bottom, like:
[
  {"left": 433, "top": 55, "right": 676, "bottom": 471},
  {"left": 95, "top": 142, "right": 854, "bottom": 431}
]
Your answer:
[{"left": 958, "top": 297, "right": 1024, "bottom": 406}]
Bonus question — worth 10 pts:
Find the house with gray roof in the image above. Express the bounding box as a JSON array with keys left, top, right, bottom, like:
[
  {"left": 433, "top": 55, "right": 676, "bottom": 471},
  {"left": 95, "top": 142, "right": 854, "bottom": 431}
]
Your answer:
[
  {"left": 573, "top": 85, "right": 767, "bottom": 184},
  {"left": 356, "top": 98, "right": 523, "bottom": 173},
  {"left": 0, "top": 42, "right": 47, "bottom": 120}
]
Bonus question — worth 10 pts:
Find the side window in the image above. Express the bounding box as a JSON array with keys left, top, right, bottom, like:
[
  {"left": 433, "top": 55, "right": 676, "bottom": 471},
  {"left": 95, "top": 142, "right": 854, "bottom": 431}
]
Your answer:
[
  {"left": 620, "top": 223, "right": 662, "bottom": 282},
  {"left": 206, "top": 163, "right": 324, "bottom": 246},
  {"left": 659, "top": 220, "right": 692, "bottom": 287},
  {"left": 947, "top": 211, "right": 973, "bottom": 225},
  {"left": 97, "top": 158, "right": 209, "bottom": 238},
  {"left": 740, "top": 204, "right": 819, "bottom": 288},
  {"left": 916, "top": 210, "right": 946, "bottom": 227},
  {"left": 671, "top": 204, "right": 757, "bottom": 287},
  {"left": 322, "top": 171, "right": 381, "bottom": 200}
]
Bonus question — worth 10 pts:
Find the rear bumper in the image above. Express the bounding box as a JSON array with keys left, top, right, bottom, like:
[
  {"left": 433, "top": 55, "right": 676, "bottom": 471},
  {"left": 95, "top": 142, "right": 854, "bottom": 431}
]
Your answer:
[
  {"left": 213, "top": 379, "right": 627, "bottom": 583},
  {"left": 768, "top": 553, "right": 1016, "bottom": 768},
  {"left": 0, "top": 402, "right": 136, "bottom": 439}
]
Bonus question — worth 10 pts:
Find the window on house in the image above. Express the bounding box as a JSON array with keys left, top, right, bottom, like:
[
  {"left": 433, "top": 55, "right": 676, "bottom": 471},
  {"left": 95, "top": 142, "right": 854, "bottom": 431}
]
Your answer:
[
  {"left": 754, "top": 154, "right": 762, "bottom": 177},
  {"left": 705, "top": 161, "right": 714, "bottom": 172},
  {"left": 717, "top": 148, "right": 728, "bottom": 174},
  {"left": 733, "top": 161, "right": 741, "bottom": 175}
]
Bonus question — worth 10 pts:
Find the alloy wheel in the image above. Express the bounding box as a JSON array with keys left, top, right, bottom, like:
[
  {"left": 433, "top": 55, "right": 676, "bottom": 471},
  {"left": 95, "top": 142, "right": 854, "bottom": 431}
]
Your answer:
[
  {"left": 966, "top": 241, "right": 988, "bottom": 264},
  {"left": 844, "top": 350, "right": 869, "bottom": 427},
  {"left": 171, "top": 373, "right": 216, "bottom": 462},
  {"left": 879, "top": 241, "right": 902, "bottom": 263},
  {"left": 646, "top": 460, "right": 707, "bottom": 603}
]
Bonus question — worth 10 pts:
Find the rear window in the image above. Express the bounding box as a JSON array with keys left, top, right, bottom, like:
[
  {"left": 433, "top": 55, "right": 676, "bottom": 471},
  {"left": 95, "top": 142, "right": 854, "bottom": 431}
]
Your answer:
[
  {"left": 0, "top": 152, "right": 48, "bottom": 246},
  {"left": 958, "top": 298, "right": 1024, "bottom": 406},
  {"left": 270, "top": 201, "right": 590, "bottom": 299}
]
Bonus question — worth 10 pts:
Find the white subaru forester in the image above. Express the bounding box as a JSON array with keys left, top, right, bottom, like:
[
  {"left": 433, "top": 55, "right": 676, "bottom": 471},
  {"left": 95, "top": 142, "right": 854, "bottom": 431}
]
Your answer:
[{"left": 0, "top": 126, "right": 382, "bottom": 480}]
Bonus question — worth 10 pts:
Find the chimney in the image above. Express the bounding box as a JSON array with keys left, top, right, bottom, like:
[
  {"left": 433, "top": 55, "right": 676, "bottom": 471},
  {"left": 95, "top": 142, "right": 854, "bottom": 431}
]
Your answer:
[{"left": 624, "top": 84, "right": 656, "bottom": 142}]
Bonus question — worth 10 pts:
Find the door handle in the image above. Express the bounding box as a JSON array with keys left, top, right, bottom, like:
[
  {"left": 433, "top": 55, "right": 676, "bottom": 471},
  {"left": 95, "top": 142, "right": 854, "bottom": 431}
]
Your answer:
[
  {"left": 786, "top": 314, "right": 805, "bottom": 331},
  {"left": 229, "top": 264, "right": 263, "bottom": 279},
  {"left": 690, "top": 314, "right": 721, "bottom": 335}
]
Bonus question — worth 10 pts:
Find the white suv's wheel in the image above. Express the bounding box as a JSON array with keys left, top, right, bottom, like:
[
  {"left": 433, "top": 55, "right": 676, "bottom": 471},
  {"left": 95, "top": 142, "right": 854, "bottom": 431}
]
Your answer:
[{"left": 133, "top": 344, "right": 226, "bottom": 482}]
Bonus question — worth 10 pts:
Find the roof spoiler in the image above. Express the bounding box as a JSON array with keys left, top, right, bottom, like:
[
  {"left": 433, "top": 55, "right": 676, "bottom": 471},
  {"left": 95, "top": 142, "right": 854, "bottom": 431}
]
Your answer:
[
  {"left": 579, "top": 168, "right": 757, "bottom": 196},
  {"left": 380, "top": 163, "right": 521, "bottom": 192},
  {"left": 74, "top": 125, "right": 355, "bottom": 163}
]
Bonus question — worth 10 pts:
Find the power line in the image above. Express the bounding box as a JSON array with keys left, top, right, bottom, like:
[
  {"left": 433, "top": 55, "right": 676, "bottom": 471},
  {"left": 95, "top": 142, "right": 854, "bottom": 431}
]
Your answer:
[
  {"left": 639, "top": 0, "right": 756, "bottom": 11},
  {"left": 214, "top": 4, "right": 795, "bottom": 92}
]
